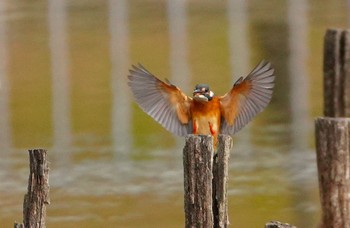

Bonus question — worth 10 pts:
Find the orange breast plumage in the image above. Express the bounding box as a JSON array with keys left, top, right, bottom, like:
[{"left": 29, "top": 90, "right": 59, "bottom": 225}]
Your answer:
[{"left": 191, "top": 97, "right": 221, "bottom": 136}]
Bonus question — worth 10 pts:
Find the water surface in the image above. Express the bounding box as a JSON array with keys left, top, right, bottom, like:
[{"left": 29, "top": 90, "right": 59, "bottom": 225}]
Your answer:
[{"left": 1, "top": 0, "right": 349, "bottom": 227}]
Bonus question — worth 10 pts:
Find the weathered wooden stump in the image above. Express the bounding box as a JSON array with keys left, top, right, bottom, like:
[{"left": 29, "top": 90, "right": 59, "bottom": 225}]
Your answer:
[
  {"left": 314, "top": 28, "right": 350, "bottom": 228},
  {"left": 183, "top": 134, "right": 232, "bottom": 228},
  {"left": 323, "top": 29, "right": 350, "bottom": 117},
  {"left": 213, "top": 135, "right": 231, "bottom": 227},
  {"left": 265, "top": 221, "right": 297, "bottom": 228},
  {"left": 14, "top": 149, "right": 50, "bottom": 228},
  {"left": 315, "top": 118, "right": 350, "bottom": 228}
]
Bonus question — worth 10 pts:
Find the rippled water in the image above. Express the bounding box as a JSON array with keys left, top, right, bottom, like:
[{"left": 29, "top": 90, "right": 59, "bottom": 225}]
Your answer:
[{"left": 1, "top": 0, "right": 349, "bottom": 227}]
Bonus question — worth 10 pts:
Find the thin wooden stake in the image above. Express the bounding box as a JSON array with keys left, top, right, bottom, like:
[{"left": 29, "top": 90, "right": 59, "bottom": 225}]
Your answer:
[
  {"left": 213, "top": 135, "right": 232, "bottom": 227},
  {"left": 14, "top": 149, "right": 50, "bottom": 228},
  {"left": 323, "top": 29, "right": 350, "bottom": 117}
]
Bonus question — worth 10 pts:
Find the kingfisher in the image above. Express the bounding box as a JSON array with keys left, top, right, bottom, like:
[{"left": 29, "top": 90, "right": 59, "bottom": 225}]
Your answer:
[{"left": 128, "top": 60, "right": 275, "bottom": 146}]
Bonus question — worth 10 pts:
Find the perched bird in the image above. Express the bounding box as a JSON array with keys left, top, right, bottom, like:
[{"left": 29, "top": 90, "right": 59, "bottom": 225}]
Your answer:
[{"left": 128, "top": 60, "right": 275, "bottom": 146}]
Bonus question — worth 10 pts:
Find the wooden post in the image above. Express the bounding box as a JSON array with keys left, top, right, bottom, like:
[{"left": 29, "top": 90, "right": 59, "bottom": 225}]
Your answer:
[
  {"left": 183, "top": 134, "right": 232, "bottom": 228},
  {"left": 314, "top": 28, "right": 350, "bottom": 228},
  {"left": 315, "top": 118, "right": 350, "bottom": 228},
  {"left": 323, "top": 29, "right": 350, "bottom": 117},
  {"left": 14, "top": 149, "right": 50, "bottom": 228},
  {"left": 183, "top": 135, "right": 214, "bottom": 227},
  {"left": 213, "top": 135, "right": 231, "bottom": 227},
  {"left": 265, "top": 221, "right": 297, "bottom": 228}
]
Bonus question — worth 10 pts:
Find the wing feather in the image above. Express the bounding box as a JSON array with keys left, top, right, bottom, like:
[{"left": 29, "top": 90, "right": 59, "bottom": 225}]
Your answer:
[
  {"left": 219, "top": 60, "right": 275, "bottom": 134},
  {"left": 128, "top": 64, "right": 192, "bottom": 136}
]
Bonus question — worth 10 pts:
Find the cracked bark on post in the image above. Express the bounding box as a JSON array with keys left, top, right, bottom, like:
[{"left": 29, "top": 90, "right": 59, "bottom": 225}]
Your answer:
[
  {"left": 183, "top": 135, "right": 232, "bottom": 228},
  {"left": 14, "top": 149, "right": 50, "bottom": 228}
]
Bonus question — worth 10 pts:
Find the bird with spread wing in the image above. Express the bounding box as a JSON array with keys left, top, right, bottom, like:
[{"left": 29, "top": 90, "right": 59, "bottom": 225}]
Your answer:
[{"left": 128, "top": 60, "right": 275, "bottom": 146}]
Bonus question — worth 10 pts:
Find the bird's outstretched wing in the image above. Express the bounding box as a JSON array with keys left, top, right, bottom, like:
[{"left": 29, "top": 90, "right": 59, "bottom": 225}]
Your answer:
[
  {"left": 128, "top": 64, "right": 192, "bottom": 136},
  {"left": 219, "top": 60, "right": 275, "bottom": 134}
]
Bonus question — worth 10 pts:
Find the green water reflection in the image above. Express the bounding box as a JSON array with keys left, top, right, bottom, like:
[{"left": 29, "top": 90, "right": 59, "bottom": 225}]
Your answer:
[{"left": 1, "top": 0, "right": 349, "bottom": 227}]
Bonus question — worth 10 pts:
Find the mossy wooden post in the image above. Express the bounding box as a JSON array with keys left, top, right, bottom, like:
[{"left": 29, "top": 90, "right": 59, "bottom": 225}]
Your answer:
[
  {"left": 183, "top": 134, "right": 232, "bottom": 228},
  {"left": 315, "top": 29, "right": 350, "bottom": 228},
  {"left": 14, "top": 149, "right": 50, "bottom": 228}
]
